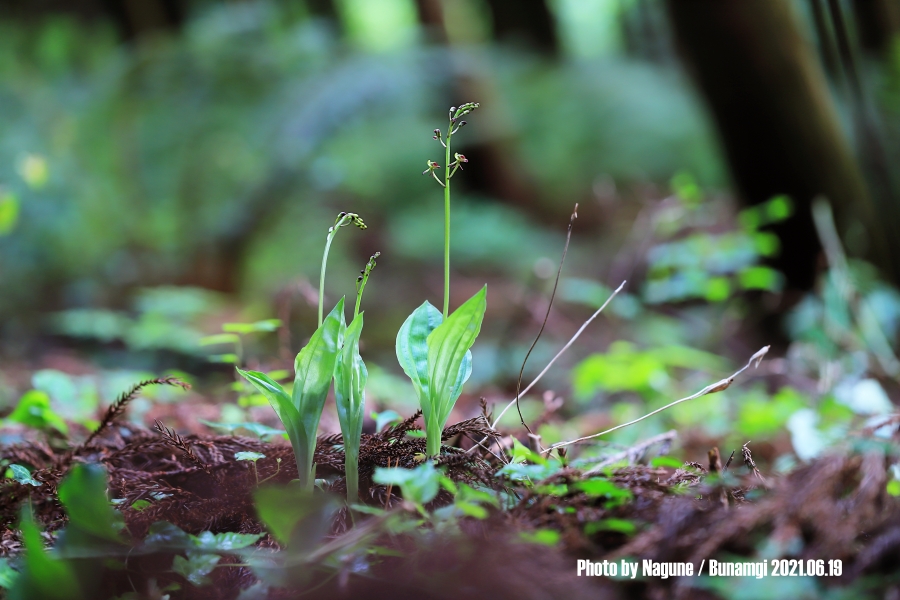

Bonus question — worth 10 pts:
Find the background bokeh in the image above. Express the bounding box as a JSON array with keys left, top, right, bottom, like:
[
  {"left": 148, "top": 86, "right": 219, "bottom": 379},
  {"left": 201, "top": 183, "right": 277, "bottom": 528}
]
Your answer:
[{"left": 2, "top": 0, "right": 900, "bottom": 467}]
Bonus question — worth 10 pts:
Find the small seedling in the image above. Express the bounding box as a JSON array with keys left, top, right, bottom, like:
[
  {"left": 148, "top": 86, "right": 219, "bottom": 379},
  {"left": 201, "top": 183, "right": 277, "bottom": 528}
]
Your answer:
[
  {"left": 235, "top": 452, "right": 266, "bottom": 485},
  {"left": 333, "top": 252, "right": 378, "bottom": 502},
  {"left": 238, "top": 213, "right": 367, "bottom": 494}
]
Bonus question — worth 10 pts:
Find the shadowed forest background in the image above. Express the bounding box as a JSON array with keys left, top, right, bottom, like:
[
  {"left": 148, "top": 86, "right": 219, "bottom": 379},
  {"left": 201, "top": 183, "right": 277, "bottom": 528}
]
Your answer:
[
  {"left": 3, "top": 0, "right": 900, "bottom": 436},
  {"left": 2, "top": 2, "right": 900, "bottom": 596}
]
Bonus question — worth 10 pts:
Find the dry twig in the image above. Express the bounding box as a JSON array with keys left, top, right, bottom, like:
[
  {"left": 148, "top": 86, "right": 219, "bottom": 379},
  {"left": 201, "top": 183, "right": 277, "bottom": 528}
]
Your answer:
[{"left": 542, "top": 345, "right": 770, "bottom": 455}]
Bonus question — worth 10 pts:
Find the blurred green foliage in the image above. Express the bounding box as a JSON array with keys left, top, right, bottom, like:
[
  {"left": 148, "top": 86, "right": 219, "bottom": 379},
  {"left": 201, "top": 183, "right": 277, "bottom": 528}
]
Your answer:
[{"left": 0, "top": 1, "right": 723, "bottom": 329}]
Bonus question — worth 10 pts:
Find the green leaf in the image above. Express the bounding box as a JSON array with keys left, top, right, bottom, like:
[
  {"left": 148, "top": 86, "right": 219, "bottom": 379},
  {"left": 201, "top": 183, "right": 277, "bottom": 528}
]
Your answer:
[
  {"left": 191, "top": 531, "right": 263, "bottom": 551},
  {"left": 372, "top": 409, "right": 402, "bottom": 432},
  {"left": 173, "top": 552, "right": 220, "bottom": 586},
  {"left": 292, "top": 298, "right": 344, "bottom": 468},
  {"left": 253, "top": 486, "right": 338, "bottom": 550},
  {"left": 7, "top": 464, "right": 41, "bottom": 487},
  {"left": 11, "top": 514, "right": 83, "bottom": 600},
  {"left": 198, "top": 333, "right": 239, "bottom": 346},
  {"left": 0, "top": 192, "right": 19, "bottom": 236},
  {"left": 236, "top": 369, "right": 311, "bottom": 487},
  {"left": 234, "top": 452, "right": 266, "bottom": 463},
  {"left": 396, "top": 301, "right": 443, "bottom": 407},
  {"left": 649, "top": 456, "right": 684, "bottom": 469},
  {"left": 143, "top": 522, "right": 192, "bottom": 551},
  {"left": 519, "top": 529, "right": 560, "bottom": 546},
  {"left": 334, "top": 312, "right": 367, "bottom": 502},
  {"left": 6, "top": 390, "right": 68, "bottom": 435},
  {"left": 584, "top": 518, "right": 636, "bottom": 536},
  {"left": 575, "top": 479, "right": 633, "bottom": 507},
  {"left": 373, "top": 462, "right": 441, "bottom": 506},
  {"left": 424, "top": 286, "right": 486, "bottom": 455},
  {"left": 57, "top": 464, "right": 125, "bottom": 544},
  {"left": 0, "top": 558, "right": 18, "bottom": 589},
  {"left": 222, "top": 319, "right": 282, "bottom": 334}
]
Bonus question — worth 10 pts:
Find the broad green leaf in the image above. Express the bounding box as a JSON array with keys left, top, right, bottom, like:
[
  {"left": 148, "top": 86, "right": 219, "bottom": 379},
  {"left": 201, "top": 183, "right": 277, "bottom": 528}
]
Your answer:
[
  {"left": 173, "top": 552, "right": 220, "bottom": 586},
  {"left": 236, "top": 369, "right": 310, "bottom": 487},
  {"left": 372, "top": 409, "right": 402, "bottom": 432},
  {"left": 520, "top": 529, "right": 560, "bottom": 546},
  {"left": 0, "top": 192, "right": 19, "bottom": 236},
  {"left": 11, "top": 515, "right": 82, "bottom": 600},
  {"left": 584, "top": 518, "right": 636, "bottom": 536},
  {"left": 449, "top": 350, "right": 472, "bottom": 410},
  {"left": 373, "top": 463, "right": 441, "bottom": 506},
  {"left": 191, "top": 531, "right": 263, "bottom": 551},
  {"left": 334, "top": 312, "right": 368, "bottom": 501},
  {"left": 235, "top": 369, "right": 291, "bottom": 424},
  {"left": 7, "top": 464, "right": 41, "bottom": 487},
  {"left": 234, "top": 452, "right": 265, "bottom": 463},
  {"left": 57, "top": 464, "right": 125, "bottom": 544},
  {"left": 253, "top": 486, "right": 338, "bottom": 549},
  {"left": 396, "top": 301, "right": 443, "bottom": 411},
  {"left": 425, "top": 286, "right": 487, "bottom": 432},
  {"left": 6, "top": 390, "right": 68, "bottom": 435},
  {"left": 293, "top": 298, "right": 344, "bottom": 441}
]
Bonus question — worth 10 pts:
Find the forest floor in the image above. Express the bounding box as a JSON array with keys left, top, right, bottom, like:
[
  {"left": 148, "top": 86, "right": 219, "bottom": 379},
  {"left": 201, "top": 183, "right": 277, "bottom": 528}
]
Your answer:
[{"left": 2, "top": 398, "right": 898, "bottom": 600}]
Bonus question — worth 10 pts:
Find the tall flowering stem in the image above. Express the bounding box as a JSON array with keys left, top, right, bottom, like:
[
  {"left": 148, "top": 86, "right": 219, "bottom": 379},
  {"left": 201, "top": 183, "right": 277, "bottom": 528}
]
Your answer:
[{"left": 425, "top": 102, "right": 479, "bottom": 318}]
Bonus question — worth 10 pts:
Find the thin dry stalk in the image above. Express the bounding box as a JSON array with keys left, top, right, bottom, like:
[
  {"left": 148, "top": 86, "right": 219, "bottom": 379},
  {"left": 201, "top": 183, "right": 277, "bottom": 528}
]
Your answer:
[
  {"left": 541, "top": 345, "right": 770, "bottom": 455},
  {"left": 513, "top": 204, "right": 579, "bottom": 441},
  {"left": 583, "top": 429, "right": 677, "bottom": 474},
  {"left": 490, "top": 280, "right": 627, "bottom": 430},
  {"left": 741, "top": 441, "right": 767, "bottom": 487}
]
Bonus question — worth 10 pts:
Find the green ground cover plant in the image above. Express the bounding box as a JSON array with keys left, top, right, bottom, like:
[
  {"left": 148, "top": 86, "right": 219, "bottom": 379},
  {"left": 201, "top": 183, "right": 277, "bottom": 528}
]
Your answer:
[{"left": 3, "top": 99, "right": 900, "bottom": 600}]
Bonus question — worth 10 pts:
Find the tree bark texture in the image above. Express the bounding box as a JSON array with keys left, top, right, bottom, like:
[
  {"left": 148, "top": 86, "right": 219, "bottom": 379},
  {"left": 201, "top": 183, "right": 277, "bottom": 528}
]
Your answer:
[{"left": 666, "top": 0, "right": 884, "bottom": 291}]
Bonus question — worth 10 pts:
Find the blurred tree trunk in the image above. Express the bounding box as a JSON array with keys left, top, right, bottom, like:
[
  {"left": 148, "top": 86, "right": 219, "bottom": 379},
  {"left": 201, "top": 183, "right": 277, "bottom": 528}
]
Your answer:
[
  {"left": 484, "top": 0, "right": 559, "bottom": 55},
  {"left": 665, "top": 0, "right": 890, "bottom": 292},
  {"left": 852, "top": 0, "right": 900, "bottom": 56},
  {"left": 100, "top": 0, "right": 185, "bottom": 40},
  {"left": 412, "top": 0, "right": 547, "bottom": 216}
]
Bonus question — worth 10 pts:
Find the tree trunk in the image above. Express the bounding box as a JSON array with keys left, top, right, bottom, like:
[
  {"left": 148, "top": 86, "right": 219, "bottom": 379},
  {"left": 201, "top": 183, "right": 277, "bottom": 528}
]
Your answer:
[
  {"left": 484, "top": 0, "right": 559, "bottom": 56},
  {"left": 852, "top": 0, "right": 900, "bottom": 56},
  {"left": 665, "top": 0, "right": 885, "bottom": 291}
]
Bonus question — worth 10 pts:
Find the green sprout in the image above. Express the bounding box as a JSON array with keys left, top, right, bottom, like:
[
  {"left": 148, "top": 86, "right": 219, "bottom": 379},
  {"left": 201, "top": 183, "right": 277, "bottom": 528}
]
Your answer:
[
  {"left": 239, "top": 214, "right": 365, "bottom": 492},
  {"left": 334, "top": 253, "right": 378, "bottom": 502},
  {"left": 427, "top": 102, "right": 480, "bottom": 319}
]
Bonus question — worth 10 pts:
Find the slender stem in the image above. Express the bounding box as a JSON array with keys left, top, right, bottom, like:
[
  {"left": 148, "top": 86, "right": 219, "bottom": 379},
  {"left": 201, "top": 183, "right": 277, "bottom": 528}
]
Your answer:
[
  {"left": 443, "top": 126, "right": 452, "bottom": 319},
  {"left": 426, "top": 418, "right": 441, "bottom": 457},
  {"left": 354, "top": 253, "right": 379, "bottom": 318},
  {"left": 345, "top": 447, "right": 359, "bottom": 503},
  {"left": 319, "top": 215, "right": 350, "bottom": 326}
]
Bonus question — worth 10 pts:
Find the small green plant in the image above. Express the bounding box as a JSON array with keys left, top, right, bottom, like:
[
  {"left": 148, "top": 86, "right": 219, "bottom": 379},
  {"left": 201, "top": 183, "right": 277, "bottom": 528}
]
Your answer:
[
  {"left": 399, "top": 103, "right": 487, "bottom": 458},
  {"left": 424, "top": 102, "right": 479, "bottom": 318},
  {"left": 333, "top": 253, "right": 378, "bottom": 502},
  {"left": 239, "top": 104, "right": 487, "bottom": 495},
  {"left": 237, "top": 297, "right": 344, "bottom": 492},
  {"left": 238, "top": 212, "right": 368, "bottom": 495}
]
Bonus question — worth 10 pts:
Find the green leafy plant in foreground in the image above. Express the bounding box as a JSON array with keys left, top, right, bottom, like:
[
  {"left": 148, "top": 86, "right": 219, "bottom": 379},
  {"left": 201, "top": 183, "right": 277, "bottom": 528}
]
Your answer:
[
  {"left": 239, "top": 104, "right": 487, "bottom": 494},
  {"left": 237, "top": 299, "right": 344, "bottom": 492},
  {"left": 401, "top": 102, "right": 487, "bottom": 457},
  {"left": 238, "top": 212, "right": 369, "bottom": 496},
  {"left": 333, "top": 253, "right": 378, "bottom": 502}
]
